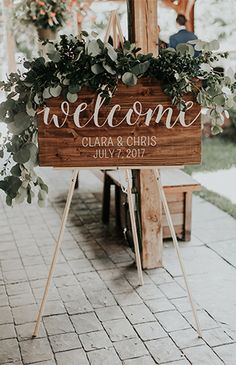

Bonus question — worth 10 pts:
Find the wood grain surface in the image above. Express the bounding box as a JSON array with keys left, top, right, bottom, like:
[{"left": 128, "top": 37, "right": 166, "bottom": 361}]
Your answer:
[{"left": 38, "top": 79, "right": 201, "bottom": 168}]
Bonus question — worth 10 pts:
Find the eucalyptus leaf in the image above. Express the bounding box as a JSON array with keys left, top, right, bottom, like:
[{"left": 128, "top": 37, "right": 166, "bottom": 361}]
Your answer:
[
  {"left": 38, "top": 189, "right": 47, "bottom": 201},
  {"left": 34, "top": 93, "right": 42, "bottom": 105},
  {"left": 212, "top": 124, "right": 223, "bottom": 135},
  {"left": 6, "top": 195, "right": 13, "bottom": 206},
  {"left": 176, "top": 43, "right": 194, "bottom": 57},
  {"left": 193, "top": 40, "right": 204, "bottom": 52},
  {"left": 122, "top": 72, "right": 137, "bottom": 86},
  {"left": 11, "top": 164, "right": 21, "bottom": 177},
  {"left": 37, "top": 177, "right": 48, "bottom": 193},
  {"left": 26, "top": 102, "right": 36, "bottom": 117},
  {"left": 68, "top": 84, "right": 81, "bottom": 94},
  {"left": 38, "top": 189, "right": 47, "bottom": 207},
  {"left": 23, "top": 61, "right": 31, "bottom": 69},
  {"left": 132, "top": 61, "right": 150, "bottom": 75},
  {"left": 38, "top": 198, "right": 46, "bottom": 208},
  {"left": 0, "top": 102, "right": 6, "bottom": 119},
  {"left": 0, "top": 176, "right": 22, "bottom": 199},
  {"left": 27, "top": 188, "right": 34, "bottom": 204},
  {"left": 200, "top": 64, "right": 212, "bottom": 73},
  {"left": 39, "top": 181, "right": 48, "bottom": 193},
  {"left": 67, "top": 92, "right": 78, "bottom": 103},
  {"left": 24, "top": 143, "right": 38, "bottom": 168},
  {"left": 48, "top": 50, "right": 61, "bottom": 63},
  {"left": 103, "top": 63, "right": 116, "bottom": 75},
  {"left": 43, "top": 87, "right": 52, "bottom": 99},
  {"left": 9, "top": 112, "right": 32, "bottom": 135},
  {"left": 105, "top": 43, "right": 118, "bottom": 62},
  {"left": 15, "top": 186, "right": 27, "bottom": 204},
  {"left": 213, "top": 94, "right": 225, "bottom": 106},
  {"left": 13, "top": 145, "right": 31, "bottom": 164},
  {"left": 87, "top": 40, "right": 102, "bottom": 57},
  {"left": 62, "top": 78, "right": 70, "bottom": 85},
  {"left": 91, "top": 64, "right": 104, "bottom": 75},
  {"left": 50, "top": 85, "right": 62, "bottom": 97},
  {"left": 46, "top": 43, "right": 56, "bottom": 53}
]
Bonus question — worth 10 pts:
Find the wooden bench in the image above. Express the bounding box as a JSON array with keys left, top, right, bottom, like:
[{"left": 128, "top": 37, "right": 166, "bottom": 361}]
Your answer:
[{"left": 102, "top": 169, "right": 201, "bottom": 241}]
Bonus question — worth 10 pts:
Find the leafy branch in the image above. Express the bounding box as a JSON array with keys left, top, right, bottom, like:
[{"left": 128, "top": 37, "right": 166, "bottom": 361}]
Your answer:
[{"left": 0, "top": 33, "right": 235, "bottom": 206}]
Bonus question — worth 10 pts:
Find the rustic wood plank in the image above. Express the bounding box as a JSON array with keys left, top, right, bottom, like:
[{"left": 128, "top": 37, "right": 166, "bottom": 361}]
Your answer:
[
  {"left": 162, "top": 213, "right": 184, "bottom": 226},
  {"left": 160, "top": 169, "right": 200, "bottom": 188},
  {"left": 163, "top": 200, "right": 184, "bottom": 214},
  {"left": 106, "top": 170, "right": 200, "bottom": 192},
  {"left": 38, "top": 79, "right": 201, "bottom": 169},
  {"left": 163, "top": 225, "right": 183, "bottom": 239}
]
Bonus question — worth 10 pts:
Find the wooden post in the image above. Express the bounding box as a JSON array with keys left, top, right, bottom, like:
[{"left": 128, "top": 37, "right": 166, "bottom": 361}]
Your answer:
[
  {"left": 128, "top": 0, "right": 158, "bottom": 56},
  {"left": 127, "top": 0, "right": 163, "bottom": 269},
  {"left": 3, "top": 0, "right": 16, "bottom": 73},
  {"left": 186, "top": 0, "right": 195, "bottom": 32}
]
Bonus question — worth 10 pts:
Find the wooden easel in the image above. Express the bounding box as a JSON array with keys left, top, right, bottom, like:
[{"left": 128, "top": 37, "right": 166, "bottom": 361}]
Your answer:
[
  {"left": 32, "top": 166, "right": 201, "bottom": 338},
  {"left": 33, "top": 11, "right": 202, "bottom": 338}
]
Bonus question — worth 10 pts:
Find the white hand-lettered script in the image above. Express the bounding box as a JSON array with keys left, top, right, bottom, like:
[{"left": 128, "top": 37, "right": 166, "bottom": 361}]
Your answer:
[{"left": 39, "top": 93, "right": 200, "bottom": 129}]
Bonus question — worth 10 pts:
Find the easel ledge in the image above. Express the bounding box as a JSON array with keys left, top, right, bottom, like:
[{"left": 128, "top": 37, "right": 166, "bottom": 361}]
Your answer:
[{"left": 51, "top": 165, "right": 185, "bottom": 170}]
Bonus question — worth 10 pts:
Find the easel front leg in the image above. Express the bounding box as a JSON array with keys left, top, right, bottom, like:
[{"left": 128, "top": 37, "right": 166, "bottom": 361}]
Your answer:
[
  {"left": 32, "top": 169, "right": 79, "bottom": 338},
  {"left": 125, "top": 169, "right": 143, "bottom": 286},
  {"left": 154, "top": 169, "right": 202, "bottom": 337}
]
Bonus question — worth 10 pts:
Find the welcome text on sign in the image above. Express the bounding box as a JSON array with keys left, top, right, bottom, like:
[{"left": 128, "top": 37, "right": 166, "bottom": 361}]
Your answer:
[{"left": 40, "top": 94, "right": 201, "bottom": 129}]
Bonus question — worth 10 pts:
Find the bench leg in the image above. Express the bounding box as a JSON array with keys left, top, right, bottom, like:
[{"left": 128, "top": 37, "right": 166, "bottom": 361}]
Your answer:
[
  {"left": 75, "top": 175, "right": 79, "bottom": 190},
  {"left": 184, "top": 192, "right": 192, "bottom": 241},
  {"left": 115, "top": 185, "right": 121, "bottom": 229},
  {"left": 102, "top": 173, "right": 112, "bottom": 224}
]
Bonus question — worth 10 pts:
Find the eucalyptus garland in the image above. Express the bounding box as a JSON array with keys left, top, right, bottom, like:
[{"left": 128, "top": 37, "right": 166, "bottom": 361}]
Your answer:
[{"left": 0, "top": 32, "right": 236, "bottom": 206}]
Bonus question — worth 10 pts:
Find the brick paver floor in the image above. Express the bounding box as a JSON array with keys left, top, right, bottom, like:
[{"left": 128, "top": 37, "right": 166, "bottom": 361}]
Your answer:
[{"left": 0, "top": 168, "right": 236, "bottom": 364}]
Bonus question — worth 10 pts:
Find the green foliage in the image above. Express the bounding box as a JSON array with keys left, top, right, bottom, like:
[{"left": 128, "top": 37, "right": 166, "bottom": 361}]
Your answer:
[
  {"left": 185, "top": 137, "right": 236, "bottom": 174},
  {"left": 0, "top": 33, "right": 235, "bottom": 207},
  {"left": 185, "top": 137, "right": 236, "bottom": 220}
]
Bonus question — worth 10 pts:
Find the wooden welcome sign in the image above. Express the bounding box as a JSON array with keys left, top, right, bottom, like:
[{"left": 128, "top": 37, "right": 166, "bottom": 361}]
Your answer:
[{"left": 38, "top": 78, "right": 201, "bottom": 168}]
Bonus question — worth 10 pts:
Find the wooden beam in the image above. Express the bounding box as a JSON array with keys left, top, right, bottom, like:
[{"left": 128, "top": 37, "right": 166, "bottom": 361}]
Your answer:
[
  {"left": 127, "top": 0, "right": 163, "bottom": 269},
  {"left": 186, "top": 0, "right": 195, "bottom": 32},
  {"left": 3, "top": 0, "right": 16, "bottom": 73},
  {"left": 128, "top": 0, "right": 158, "bottom": 56},
  {"left": 139, "top": 169, "right": 163, "bottom": 268}
]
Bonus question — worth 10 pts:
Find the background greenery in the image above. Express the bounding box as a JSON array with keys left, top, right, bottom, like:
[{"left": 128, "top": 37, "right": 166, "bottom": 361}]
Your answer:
[{"left": 185, "top": 136, "right": 236, "bottom": 219}]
